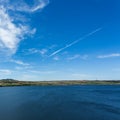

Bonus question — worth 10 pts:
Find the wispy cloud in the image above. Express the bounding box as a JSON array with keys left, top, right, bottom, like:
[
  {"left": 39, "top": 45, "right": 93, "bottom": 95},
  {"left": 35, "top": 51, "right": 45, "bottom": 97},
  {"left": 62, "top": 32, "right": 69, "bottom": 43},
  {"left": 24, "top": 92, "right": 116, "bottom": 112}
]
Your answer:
[
  {"left": 0, "top": 6, "right": 29, "bottom": 54},
  {"left": 53, "top": 56, "right": 59, "bottom": 61},
  {"left": 10, "top": 59, "right": 29, "bottom": 66},
  {"left": 29, "top": 70, "right": 57, "bottom": 74},
  {"left": 39, "top": 49, "right": 48, "bottom": 55},
  {"left": 0, "top": 69, "right": 12, "bottom": 75},
  {"left": 30, "top": 0, "right": 49, "bottom": 12},
  {"left": 25, "top": 48, "right": 48, "bottom": 56},
  {"left": 71, "top": 73, "right": 93, "bottom": 80},
  {"left": 0, "top": 0, "right": 49, "bottom": 56},
  {"left": 49, "top": 27, "right": 102, "bottom": 57},
  {"left": 15, "top": 65, "right": 32, "bottom": 70},
  {"left": 1, "top": 0, "right": 49, "bottom": 13},
  {"left": 97, "top": 53, "right": 120, "bottom": 58},
  {"left": 67, "top": 54, "right": 88, "bottom": 60}
]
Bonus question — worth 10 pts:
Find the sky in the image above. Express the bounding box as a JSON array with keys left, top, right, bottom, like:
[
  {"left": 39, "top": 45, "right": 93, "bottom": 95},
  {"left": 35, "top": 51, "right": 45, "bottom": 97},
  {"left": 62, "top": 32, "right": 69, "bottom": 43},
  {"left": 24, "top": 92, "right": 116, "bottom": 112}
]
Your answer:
[{"left": 0, "top": 0, "right": 120, "bottom": 81}]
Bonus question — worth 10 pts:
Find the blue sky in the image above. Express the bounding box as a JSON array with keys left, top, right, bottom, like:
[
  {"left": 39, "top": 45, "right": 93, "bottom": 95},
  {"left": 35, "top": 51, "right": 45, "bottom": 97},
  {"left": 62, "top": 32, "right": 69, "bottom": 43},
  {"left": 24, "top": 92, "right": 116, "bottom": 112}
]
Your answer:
[{"left": 0, "top": 0, "right": 120, "bottom": 80}]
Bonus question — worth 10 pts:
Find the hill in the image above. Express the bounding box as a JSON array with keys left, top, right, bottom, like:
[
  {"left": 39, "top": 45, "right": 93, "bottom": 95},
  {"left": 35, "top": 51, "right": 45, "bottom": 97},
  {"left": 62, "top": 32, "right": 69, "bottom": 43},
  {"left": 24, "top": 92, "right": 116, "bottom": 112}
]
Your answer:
[{"left": 0, "top": 79, "right": 120, "bottom": 87}]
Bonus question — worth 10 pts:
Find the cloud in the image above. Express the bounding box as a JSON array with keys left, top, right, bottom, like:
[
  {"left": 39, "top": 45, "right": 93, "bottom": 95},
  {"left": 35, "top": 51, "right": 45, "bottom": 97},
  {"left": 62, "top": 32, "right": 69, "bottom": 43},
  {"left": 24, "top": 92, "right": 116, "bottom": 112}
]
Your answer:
[
  {"left": 49, "top": 27, "right": 102, "bottom": 57},
  {"left": 67, "top": 55, "right": 80, "bottom": 60},
  {"left": 29, "top": 70, "right": 57, "bottom": 74},
  {"left": 0, "top": 6, "right": 28, "bottom": 54},
  {"left": 26, "top": 48, "right": 39, "bottom": 54},
  {"left": 15, "top": 65, "right": 32, "bottom": 70},
  {"left": 39, "top": 49, "right": 48, "bottom": 55},
  {"left": 67, "top": 54, "right": 88, "bottom": 60},
  {"left": 30, "top": 0, "right": 49, "bottom": 12},
  {"left": 0, "top": 69, "right": 12, "bottom": 75},
  {"left": 53, "top": 56, "right": 59, "bottom": 61},
  {"left": 1, "top": 0, "right": 49, "bottom": 13},
  {"left": 10, "top": 59, "right": 29, "bottom": 66},
  {"left": 97, "top": 53, "right": 120, "bottom": 58},
  {"left": 26, "top": 48, "right": 48, "bottom": 56},
  {"left": 20, "top": 74, "right": 38, "bottom": 80},
  {"left": 0, "top": 0, "right": 49, "bottom": 56},
  {"left": 71, "top": 73, "right": 93, "bottom": 80}
]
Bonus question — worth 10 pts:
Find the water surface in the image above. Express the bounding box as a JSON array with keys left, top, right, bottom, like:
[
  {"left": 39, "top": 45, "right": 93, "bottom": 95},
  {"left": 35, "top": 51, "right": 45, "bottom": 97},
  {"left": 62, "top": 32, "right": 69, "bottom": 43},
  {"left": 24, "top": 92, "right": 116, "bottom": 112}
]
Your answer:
[{"left": 0, "top": 85, "right": 120, "bottom": 120}]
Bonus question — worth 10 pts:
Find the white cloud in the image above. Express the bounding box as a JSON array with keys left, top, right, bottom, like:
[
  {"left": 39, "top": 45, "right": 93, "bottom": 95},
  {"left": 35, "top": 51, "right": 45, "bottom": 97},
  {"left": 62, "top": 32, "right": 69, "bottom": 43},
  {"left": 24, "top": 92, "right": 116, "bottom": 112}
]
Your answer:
[
  {"left": 0, "top": 6, "right": 29, "bottom": 54},
  {"left": 0, "top": 69, "right": 12, "bottom": 75},
  {"left": 27, "top": 48, "right": 39, "bottom": 54},
  {"left": 26, "top": 48, "right": 48, "bottom": 56},
  {"left": 15, "top": 66, "right": 23, "bottom": 70},
  {"left": 97, "top": 53, "right": 120, "bottom": 58},
  {"left": 15, "top": 65, "right": 32, "bottom": 70},
  {"left": 39, "top": 49, "right": 48, "bottom": 55},
  {"left": 10, "top": 59, "right": 29, "bottom": 66},
  {"left": 67, "top": 54, "right": 88, "bottom": 60},
  {"left": 29, "top": 70, "right": 57, "bottom": 74},
  {"left": 20, "top": 74, "right": 38, "bottom": 80},
  {"left": 30, "top": 0, "right": 49, "bottom": 12},
  {"left": 72, "top": 73, "right": 89, "bottom": 77},
  {"left": 53, "top": 56, "right": 59, "bottom": 61},
  {"left": 71, "top": 73, "right": 93, "bottom": 80},
  {"left": 0, "top": 0, "right": 49, "bottom": 56},
  {"left": 23, "top": 45, "right": 58, "bottom": 57},
  {"left": 80, "top": 55, "right": 88, "bottom": 60},
  {"left": 6, "top": 0, "right": 49, "bottom": 13},
  {"left": 67, "top": 54, "right": 80, "bottom": 60}
]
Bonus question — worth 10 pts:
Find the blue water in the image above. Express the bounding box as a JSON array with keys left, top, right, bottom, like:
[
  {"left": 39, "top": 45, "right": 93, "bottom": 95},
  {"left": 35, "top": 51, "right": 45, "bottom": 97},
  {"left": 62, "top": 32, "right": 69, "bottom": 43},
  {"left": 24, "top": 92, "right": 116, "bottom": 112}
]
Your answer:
[{"left": 0, "top": 85, "right": 120, "bottom": 120}]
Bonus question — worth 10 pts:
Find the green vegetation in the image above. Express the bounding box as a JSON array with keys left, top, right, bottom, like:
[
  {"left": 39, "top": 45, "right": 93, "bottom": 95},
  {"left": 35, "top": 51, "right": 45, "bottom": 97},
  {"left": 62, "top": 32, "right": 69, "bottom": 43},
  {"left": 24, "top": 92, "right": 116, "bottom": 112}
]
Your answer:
[{"left": 0, "top": 79, "right": 120, "bottom": 87}]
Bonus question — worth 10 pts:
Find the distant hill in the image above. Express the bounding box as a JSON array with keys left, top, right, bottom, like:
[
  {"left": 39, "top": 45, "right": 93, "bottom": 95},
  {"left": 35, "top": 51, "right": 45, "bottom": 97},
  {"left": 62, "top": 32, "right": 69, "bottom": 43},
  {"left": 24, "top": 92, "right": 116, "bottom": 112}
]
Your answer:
[
  {"left": 0, "top": 79, "right": 120, "bottom": 87},
  {"left": 0, "top": 79, "right": 18, "bottom": 83}
]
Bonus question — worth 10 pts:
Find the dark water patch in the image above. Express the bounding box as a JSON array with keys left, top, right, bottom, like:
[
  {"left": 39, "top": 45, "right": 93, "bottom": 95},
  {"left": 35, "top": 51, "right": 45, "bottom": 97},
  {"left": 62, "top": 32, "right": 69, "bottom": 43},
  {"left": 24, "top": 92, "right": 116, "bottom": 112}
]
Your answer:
[
  {"left": 0, "top": 85, "right": 120, "bottom": 120},
  {"left": 77, "top": 100, "right": 120, "bottom": 114}
]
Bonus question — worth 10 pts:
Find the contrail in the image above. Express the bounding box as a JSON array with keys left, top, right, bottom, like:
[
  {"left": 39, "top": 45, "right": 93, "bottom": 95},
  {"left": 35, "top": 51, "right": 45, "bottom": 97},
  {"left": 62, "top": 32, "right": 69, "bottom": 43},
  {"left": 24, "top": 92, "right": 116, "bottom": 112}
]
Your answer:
[{"left": 49, "top": 27, "right": 102, "bottom": 57}]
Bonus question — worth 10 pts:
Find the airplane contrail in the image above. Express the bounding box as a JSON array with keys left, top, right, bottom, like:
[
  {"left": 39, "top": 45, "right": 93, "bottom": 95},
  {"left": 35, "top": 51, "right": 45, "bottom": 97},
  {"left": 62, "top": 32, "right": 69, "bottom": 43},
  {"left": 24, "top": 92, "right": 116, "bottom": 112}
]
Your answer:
[{"left": 49, "top": 27, "right": 102, "bottom": 57}]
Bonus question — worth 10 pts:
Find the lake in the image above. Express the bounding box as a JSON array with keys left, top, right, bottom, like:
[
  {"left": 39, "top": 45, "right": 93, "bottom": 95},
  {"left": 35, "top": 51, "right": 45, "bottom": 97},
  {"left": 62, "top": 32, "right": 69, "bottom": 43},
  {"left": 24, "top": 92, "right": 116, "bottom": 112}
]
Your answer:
[{"left": 0, "top": 85, "right": 120, "bottom": 120}]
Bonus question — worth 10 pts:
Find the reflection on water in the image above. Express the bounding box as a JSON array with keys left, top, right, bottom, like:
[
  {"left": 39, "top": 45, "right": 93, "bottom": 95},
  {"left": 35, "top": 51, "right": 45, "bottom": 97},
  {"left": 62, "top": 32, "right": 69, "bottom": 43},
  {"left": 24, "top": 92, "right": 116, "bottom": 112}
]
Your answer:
[{"left": 0, "top": 85, "right": 120, "bottom": 120}]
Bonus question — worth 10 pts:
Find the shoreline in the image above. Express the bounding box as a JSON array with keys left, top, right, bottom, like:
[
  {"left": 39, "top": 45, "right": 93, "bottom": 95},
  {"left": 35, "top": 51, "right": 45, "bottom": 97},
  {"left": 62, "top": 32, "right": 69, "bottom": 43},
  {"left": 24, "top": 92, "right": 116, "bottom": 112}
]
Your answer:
[{"left": 0, "top": 79, "right": 120, "bottom": 87}]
